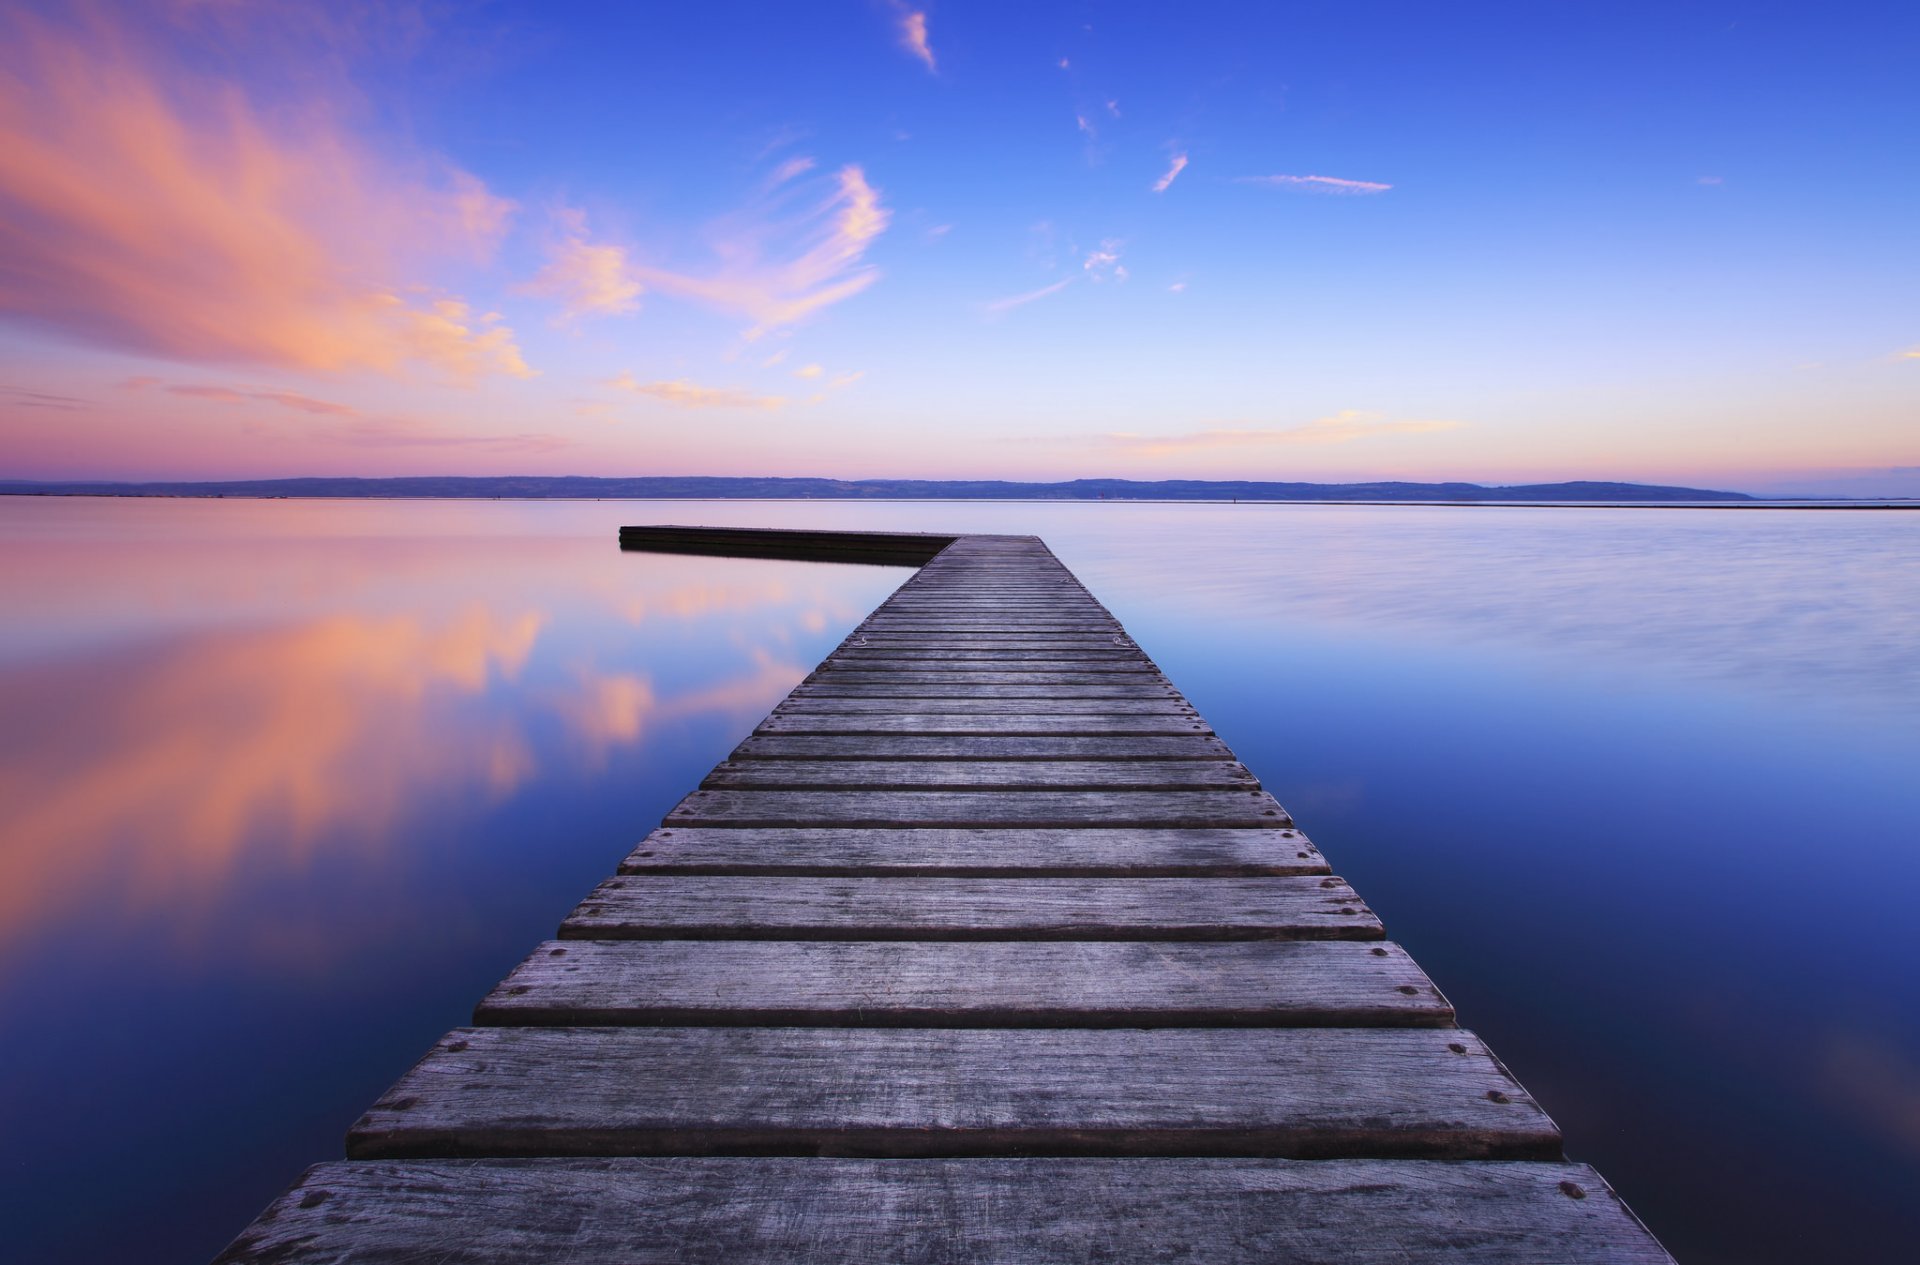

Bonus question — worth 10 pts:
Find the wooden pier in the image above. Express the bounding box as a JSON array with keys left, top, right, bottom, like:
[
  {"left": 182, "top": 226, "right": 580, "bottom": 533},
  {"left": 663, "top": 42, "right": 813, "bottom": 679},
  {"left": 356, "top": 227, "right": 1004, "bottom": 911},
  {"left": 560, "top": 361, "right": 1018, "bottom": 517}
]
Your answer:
[{"left": 217, "top": 529, "right": 1671, "bottom": 1262}]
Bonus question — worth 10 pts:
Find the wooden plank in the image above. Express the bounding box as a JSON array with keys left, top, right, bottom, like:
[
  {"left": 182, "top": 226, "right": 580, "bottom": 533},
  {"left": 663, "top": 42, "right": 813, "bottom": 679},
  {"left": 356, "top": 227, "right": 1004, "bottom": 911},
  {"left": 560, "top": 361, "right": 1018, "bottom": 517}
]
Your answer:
[
  {"left": 617, "top": 826, "right": 1330, "bottom": 877},
  {"left": 794, "top": 684, "right": 1182, "bottom": 699},
  {"left": 558, "top": 875, "right": 1373, "bottom": 940},
  {"left": 618, "top": 525, "right": 954, "bottom": 565},
  {"left": 820, "top": 659, "right": 1158, "bottom": 674},
  {"left": 771, "top": 696, "right": 1197, "bottom": 714},
  {"left": 701, "top": 759, "right": 1259, "bottom": 790},
  {"left": 829, "top": 648, "right": 1151, "bottom": 662},
  {"left": 818, "top": 667, "right": 1162, "bottom": 682},
  {"left": 759, "top": 715, "right": 1212, "bottom": 736},
  {"left": 216, "top": 1157, "right": 1674, "bottom": 1265},
  {"left": 731, "top": 734, "right": 1233, "bottom": 760},
  {"left": 343, "top": 1026, "right": 1558, "bottom": 1160},
  {"left": 844, "top": 634, "right": 1139, "bottom": 645},
  {"left": 810, "top": 671, "right": 1167, "bottom": 686},
  {"left": 664, "top": 788, "right": 1292, "bottom": 827},
  {"left": 477, "top": 940, "right": 1450, "bottom": 1027}
]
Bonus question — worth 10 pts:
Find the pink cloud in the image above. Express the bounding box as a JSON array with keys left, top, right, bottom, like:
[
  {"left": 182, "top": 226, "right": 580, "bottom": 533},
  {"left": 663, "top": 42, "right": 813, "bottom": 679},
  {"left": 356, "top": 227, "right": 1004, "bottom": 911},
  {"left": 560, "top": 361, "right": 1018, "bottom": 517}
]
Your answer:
[
  {"left": 1152, "top": 153, "right": 1189, "bottom": 193},
  {"left": 1238, "top": 173, "right": 1393, "bottom": 195},
  {"left": 636, "top": 165, "right": 891, "bottom": 337},
  {"left": 608, "top": 371, "right": 787, "bottom": 410},
  {"left": 0, "top": 8, "right": 531, "bottom": 380},
  {"left": 891, "top": 5, "right": 936, "bottom": 71},
  {"left": 519, "top": 207, "right": 643, "bottom": 322},
  {"left": 982, "top": 278, "right": 1073, "bottom": 316}
]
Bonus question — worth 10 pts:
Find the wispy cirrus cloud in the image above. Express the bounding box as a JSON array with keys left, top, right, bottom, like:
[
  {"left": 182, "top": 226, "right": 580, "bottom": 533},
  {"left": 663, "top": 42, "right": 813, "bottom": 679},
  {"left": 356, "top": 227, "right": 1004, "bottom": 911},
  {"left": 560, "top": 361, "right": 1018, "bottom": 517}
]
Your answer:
[
  {"left": 519, "top": 207, "right": 643, "bottom": 322},
  {"left": 0, "top": 6, "right": 532, "bottom": 381},
  {"left": 1083, "top": 240, "right": 1127, "bottom": 282},
  {"left": 123, "top": 378, "right": 357, "bottom": 416},
  {"left": 1238, "top": 173, "right": 1392, "bottom": 195},
  {"left": 608, "top": 371, "right": 787, "bottom": 410},
  {"left": 1, "top": 385, "right": 89, "bottom": 411},
  {"left": 1108, "top": 411, "right": 1461, "bottom": 455},
  {"left": 1899, "top": 346, "right": 1920, "bottom": 361},
  {"left": 1152, "top": 153, "right": 1189, "bottom": 193},
  {"left": 889, "top": 4, "right": 936, "bottom": 71},
  {"left": 981, "top": 278, "right": 1073, "bottom": 316},
  {"left": 635, "top": 164, "right": 890, "bottom": 338}
]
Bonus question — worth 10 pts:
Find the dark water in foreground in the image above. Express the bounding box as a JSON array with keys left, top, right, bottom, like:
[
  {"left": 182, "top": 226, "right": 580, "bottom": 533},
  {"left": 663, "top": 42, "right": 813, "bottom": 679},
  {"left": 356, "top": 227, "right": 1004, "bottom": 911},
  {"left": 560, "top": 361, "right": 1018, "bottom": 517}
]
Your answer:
[{"left": 1, "top": 498, "right": 1916, "bottom": 1264}]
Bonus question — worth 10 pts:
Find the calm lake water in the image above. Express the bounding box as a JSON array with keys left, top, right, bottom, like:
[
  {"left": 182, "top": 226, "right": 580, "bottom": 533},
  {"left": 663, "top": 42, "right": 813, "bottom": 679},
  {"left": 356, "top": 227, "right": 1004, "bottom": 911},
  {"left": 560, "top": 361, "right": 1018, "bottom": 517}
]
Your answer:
[{"left": 2, "top": 497, "right": 1916, "bottom": 1263}]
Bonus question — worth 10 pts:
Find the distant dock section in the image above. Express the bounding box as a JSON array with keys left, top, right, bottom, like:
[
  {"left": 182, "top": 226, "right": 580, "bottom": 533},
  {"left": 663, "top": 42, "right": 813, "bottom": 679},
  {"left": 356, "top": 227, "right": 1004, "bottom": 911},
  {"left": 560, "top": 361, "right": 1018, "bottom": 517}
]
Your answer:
[
  {"left": 217, "top": 527, "right": 1672, "bottom": 1263},
  {"left": 618, "top": 523, "right": 955, "bottom": 565}
]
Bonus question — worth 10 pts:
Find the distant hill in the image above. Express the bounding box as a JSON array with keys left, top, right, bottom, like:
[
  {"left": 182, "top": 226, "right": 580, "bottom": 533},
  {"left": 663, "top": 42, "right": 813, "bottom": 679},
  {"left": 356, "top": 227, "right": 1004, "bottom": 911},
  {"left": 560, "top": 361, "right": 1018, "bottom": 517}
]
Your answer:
[{"left": 0, "top": 475, "right": 1754, "bottom": 502}]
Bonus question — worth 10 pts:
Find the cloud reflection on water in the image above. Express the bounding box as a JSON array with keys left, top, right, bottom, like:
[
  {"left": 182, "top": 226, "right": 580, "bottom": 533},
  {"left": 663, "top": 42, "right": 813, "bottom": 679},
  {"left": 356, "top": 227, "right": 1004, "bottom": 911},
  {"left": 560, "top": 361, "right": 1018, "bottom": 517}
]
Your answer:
[{"left": 0, "top": 505, "right": 894, "bottom": 967}]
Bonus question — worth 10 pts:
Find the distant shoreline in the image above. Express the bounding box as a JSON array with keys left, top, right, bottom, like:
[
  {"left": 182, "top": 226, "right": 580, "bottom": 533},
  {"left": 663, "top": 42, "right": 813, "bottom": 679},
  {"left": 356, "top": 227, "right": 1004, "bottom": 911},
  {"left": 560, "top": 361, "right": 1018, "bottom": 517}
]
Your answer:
[{"left": 3, "top": 490, "right": 1914, "bottom": 510}]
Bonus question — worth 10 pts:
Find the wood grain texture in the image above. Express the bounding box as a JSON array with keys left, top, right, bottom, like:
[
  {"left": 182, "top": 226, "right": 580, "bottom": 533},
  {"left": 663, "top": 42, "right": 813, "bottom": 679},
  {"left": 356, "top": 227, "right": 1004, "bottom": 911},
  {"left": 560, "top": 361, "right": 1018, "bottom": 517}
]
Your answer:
[
  {"left": 664, "top": 788, "right": 1292, "bottom": 827},
  {"left": 477, "top": 939, "right": 1449, "bottom": 1027},
  {"left": 757, "top": 714, "right": 1214, "bottom": 736},
  {"left": 771, "top": 695, "right": 1198, "bottom": 713},
  {"left": 216, "top": 1157, "right": 1673, "bottom": 1265},
  {"left": 794, "top": 684, "right": 1183, "bottom": 699},
  {"left": 701, "top": 759, "right": 1259, "bottom": 791},
  {"left": 829, "top": 648, "right": 1147, "bottom": 661},
  {"left": 818, "top": 660, "right": 1160, "bottom": 675},
  {"left": 809, "top": 672, "right": 1169, "bottom": 687},
  {"left": 731, "top": 734, "right": 1233, "bottom": 760},
  {"left": 617, "top": 826, "right": 1330, "bottom": 877},
  {"left": 558, "top": 875, "right": 1376, "bottom": 940},
  {"left": 344, "top": 1026, "right": 1558, "bottom": 1160}
]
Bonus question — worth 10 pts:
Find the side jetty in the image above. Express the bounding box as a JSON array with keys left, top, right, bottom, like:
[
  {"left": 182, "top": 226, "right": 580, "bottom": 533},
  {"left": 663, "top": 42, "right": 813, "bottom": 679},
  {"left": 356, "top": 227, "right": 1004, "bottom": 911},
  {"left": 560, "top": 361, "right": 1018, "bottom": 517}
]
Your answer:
[{"left": 217, "top": 527, "right": 1671, "bottom": 1262}]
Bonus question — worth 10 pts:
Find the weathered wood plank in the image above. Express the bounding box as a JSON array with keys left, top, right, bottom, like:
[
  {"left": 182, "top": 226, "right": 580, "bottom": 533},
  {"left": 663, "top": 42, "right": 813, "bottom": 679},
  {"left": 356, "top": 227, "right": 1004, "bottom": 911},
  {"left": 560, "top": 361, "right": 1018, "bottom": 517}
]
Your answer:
[
  {"left": 477, "top": 940, "right": 1449, "bottom": 1027},
  {"left": 794, "top": 684, "right": 1182, "bottom": 699},
  {"left": 664, "top": 788, "right": 1291, "bottom": 827},
  {"left": 820, "top": 659, "right": 1158, "bottom": 674},
  {"left": 731, "top": 734, "right": 1233, "bottom": 760},
  {"left": 216, "top": 1157, "right": 1673, "bottom": 1265},
  {"left": 701, "top": 759, "right": 1259, "bottom": 791},
  {"left": 758, "top": 714, "right": 1213, "bottom": 736},
  {"left": 830, "top": 648, "right": 1151, "bottom": 662},
  {"left": 772, "top": 695, "right": 1198, "bottom": 714},
  {"left": 809, "top": 671, "right": 1168, "bottom": 686},
  {"left": 558, "top": 875, "right": 1374, "bottom": 940},
  {"left": 344, "top": 1026, "right": 1558, "bottom": 1160},
  {"left": 617, "top": 826, "right": 1329, "bottom": 877}
]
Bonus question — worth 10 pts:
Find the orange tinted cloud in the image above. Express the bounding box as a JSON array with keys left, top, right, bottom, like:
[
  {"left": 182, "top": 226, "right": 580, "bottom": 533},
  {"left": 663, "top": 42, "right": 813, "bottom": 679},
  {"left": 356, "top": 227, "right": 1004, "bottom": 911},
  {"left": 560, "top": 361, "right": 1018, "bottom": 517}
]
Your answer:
[
  {"left": 637, "top": 165, "right": 891, "bottom": 336},
  {"left": 889, "top": 4, "right": 936, "bottom": 71},
  {"left": 520, "top": 207, "right": 644, "bottom": 322},
  {"left": 609, "top": 371, "right": 788, "bottom": 410},
  {"left": 0, "top": 8, "right": 531, "bottom": 380}
]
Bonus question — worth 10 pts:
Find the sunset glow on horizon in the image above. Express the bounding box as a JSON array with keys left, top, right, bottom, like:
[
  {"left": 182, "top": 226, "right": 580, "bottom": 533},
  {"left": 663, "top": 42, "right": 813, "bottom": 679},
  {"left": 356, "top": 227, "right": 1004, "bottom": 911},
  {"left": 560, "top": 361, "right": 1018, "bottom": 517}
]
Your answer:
[{"left": 1, "top": 1, "right": 1915, "bottom": 496}]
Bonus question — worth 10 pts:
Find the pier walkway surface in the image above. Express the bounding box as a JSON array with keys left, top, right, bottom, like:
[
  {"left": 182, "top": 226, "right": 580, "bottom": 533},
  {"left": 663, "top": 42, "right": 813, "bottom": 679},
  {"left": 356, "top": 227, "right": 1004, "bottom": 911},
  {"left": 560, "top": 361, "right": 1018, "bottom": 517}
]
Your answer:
[{"left": 217, "top": 529, "right": 1672, "bottom": 1263}]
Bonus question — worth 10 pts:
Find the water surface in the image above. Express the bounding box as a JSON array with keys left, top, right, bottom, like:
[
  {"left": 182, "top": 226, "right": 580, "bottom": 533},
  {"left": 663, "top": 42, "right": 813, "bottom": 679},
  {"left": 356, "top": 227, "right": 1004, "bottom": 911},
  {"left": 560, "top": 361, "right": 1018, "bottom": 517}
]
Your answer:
[{"left": 2, "top": 497, "right": 1915, "bottom": 1264}]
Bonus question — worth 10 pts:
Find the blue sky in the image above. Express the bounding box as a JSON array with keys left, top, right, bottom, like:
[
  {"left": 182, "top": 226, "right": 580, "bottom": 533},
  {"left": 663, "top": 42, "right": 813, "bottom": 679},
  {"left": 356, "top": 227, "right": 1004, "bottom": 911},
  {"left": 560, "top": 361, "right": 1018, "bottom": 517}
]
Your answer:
[{"left": 0, "top": 1, "right": 1915, "bottom": 492}]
